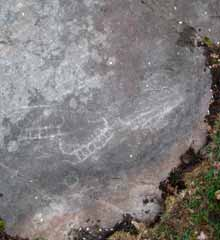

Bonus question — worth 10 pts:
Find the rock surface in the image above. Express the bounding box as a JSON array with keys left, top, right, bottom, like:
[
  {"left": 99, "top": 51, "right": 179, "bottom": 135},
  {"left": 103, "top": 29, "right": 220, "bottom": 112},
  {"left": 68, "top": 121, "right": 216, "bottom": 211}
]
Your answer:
[{"left": 0, "top": 0, "right": 219, "bottom": 239}]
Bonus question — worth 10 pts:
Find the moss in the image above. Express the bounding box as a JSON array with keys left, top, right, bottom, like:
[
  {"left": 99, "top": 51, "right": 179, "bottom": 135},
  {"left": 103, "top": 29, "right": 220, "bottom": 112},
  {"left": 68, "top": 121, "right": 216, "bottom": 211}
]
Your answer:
[
  {"left": 203, "top": 36, "right": 214, "bottom": 48},
  {"left": 0, "top": 219, "right": 5, "bottom": 232},
  {"left": 108, "top": 231, "right": 137, "bottom": 240}
]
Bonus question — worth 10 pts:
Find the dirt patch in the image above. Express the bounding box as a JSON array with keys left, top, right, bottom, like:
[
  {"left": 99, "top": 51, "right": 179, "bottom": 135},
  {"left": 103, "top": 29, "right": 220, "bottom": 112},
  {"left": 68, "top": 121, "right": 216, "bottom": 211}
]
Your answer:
[
  {"left": 65, "top": 215, "right": 138, "bottom": 240},
  {"left": 0, "top": 232, "right": 28, "bottom": 240}
]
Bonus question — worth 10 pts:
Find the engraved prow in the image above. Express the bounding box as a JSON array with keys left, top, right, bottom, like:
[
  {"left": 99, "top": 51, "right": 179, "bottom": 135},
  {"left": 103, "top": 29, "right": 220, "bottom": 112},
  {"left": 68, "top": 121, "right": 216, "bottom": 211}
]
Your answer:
[{"left": 58, "top": 118, "right": 114, "bottom": 163}]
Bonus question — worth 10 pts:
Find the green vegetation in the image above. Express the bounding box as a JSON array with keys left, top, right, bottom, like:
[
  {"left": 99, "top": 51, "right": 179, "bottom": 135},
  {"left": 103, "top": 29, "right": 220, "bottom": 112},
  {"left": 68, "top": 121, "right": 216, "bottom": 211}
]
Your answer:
[
  {"left": 0, "top": 219, "right": 5, "bottom": 232},
  {"left": 108, "top": 232, "right": 137, "bottom": 240},
  {"left": 203, "top": 36, "right": 214, "bottom": 48}
]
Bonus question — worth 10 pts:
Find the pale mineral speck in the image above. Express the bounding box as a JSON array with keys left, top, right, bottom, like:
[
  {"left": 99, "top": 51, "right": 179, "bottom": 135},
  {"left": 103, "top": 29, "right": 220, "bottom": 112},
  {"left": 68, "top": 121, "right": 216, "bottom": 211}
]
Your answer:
[
  {"left": 43, "top": 109, "right": 52, "bottom": 117},
  {"left": 197, "top": 231, "right": 207, "bottom": 240},
  {"left": 7, "top": 140, "right": 18, "bottom": 153},
  {"left": 107, "top": 57, "right": 116, "bottom": 66}
]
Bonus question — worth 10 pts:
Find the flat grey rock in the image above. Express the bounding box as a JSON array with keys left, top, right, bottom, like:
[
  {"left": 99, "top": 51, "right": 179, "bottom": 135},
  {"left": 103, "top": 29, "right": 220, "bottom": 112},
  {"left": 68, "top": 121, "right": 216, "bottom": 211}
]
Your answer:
[{"left": 0, "top": 0, "right": 219, "bottom": 239}]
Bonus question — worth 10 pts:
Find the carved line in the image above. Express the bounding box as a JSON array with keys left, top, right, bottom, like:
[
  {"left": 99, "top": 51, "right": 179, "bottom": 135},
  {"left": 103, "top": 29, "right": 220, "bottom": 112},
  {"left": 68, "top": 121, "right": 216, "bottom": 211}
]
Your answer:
[
  {"left": 2, "top": 104, "right": 59, "bottom": 119},
  {"left": 59, "top": 119, "right": 114, "bottom": 163},
  {"left": 118, "top": 98, "right": 183, "bottom": 131},
  {"left": 16, "top": 108, "right": 66, "bottom": 142},
  {"left": 18, "top": 126, "right": 67, "bottom": 141}
]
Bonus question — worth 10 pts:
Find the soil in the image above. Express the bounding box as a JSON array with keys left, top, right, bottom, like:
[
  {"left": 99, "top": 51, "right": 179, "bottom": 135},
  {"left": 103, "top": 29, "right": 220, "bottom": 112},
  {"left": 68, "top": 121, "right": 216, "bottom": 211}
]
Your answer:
[
  {"left": 66, "top": 215, "right": 138, "bottom": 240},
  {"left": 0, "top": 232, "right": 28, "bottom": 240}
]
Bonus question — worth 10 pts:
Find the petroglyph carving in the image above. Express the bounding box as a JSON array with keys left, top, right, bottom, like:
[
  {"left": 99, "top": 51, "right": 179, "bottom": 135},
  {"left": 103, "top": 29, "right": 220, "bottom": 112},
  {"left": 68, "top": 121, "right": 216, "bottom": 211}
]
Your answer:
[
  {"left": 5, "top": 105, "right": 67, "bottom": 143},
  {"left": 119, "top": 109, "right": 158, "bottom": 131},
  {"left": 56, "top": 99, "right": 182, "bottom": 165},
  {"left": 119, "top": 97, "right": 183, "bottom": 131},
  {"left": 63, "top": 172, "right": 80, "bottom": 188},
  {"left": 144, "top": 86, "right": 170, "bottom": 93},
  {"left": 19, "top": 126, "right": 65, "bottom": 141},
  {"left": 59, "top": 118, "right": 114, "bottom": 163}
]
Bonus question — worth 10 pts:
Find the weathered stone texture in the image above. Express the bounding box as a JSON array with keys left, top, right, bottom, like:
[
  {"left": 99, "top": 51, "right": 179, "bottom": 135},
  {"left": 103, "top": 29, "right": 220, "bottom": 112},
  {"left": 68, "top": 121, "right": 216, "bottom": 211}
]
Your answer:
[{"left": 0, "top": 0, "right": 220, "bottom": 239}]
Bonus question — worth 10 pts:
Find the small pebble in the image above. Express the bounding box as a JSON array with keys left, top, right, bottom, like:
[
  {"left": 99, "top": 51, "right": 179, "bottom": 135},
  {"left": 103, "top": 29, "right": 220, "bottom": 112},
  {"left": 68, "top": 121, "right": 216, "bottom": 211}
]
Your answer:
[
  {"left": 215, "top": 190, "right": 220, "bottom": 200},
  {"left": 197, "top": 231, "right": 207, "bottom": 240}
]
